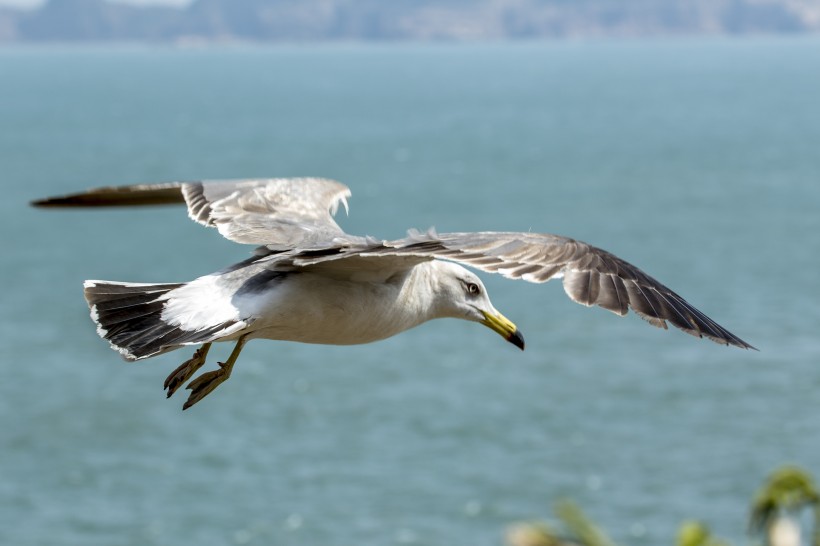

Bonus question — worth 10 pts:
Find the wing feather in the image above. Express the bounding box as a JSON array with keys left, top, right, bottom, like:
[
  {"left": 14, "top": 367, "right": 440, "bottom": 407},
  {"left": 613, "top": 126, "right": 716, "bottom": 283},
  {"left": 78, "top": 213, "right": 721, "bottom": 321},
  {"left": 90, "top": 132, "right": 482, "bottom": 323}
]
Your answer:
[
  {"left": 32, "top": 178, "right": 352, "bottom": 247},
  {"left": 292, "top": 229, "right": 754, "bottom": 349},
  {"left": 33, "top": 182, "right": 752, "bottom": 349},
  {"left": 31, "top": 182, "right": 185, "bottom": 208}
]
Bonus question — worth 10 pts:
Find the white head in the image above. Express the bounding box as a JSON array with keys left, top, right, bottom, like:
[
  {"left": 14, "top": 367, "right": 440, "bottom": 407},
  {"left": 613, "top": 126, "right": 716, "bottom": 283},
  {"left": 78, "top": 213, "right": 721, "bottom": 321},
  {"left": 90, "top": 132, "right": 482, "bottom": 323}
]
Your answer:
[{"left": 428, "top": 260, "right": 525, "bottom": 350}]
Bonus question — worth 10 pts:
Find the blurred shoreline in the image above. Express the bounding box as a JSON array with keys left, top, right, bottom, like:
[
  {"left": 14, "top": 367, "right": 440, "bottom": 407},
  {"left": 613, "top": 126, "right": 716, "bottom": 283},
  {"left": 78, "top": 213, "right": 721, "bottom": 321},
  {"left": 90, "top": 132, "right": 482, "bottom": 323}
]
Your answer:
[{"left": 2, "top": 0, "right": 820, "bottom": 44}]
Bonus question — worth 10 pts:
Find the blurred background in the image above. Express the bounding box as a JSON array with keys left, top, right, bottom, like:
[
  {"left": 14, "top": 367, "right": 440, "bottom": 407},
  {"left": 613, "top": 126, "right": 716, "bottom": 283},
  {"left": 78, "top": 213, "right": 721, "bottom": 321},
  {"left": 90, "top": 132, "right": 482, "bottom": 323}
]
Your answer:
[
  {"left": 2, "top": 0, "right": 820, "bottom": 42},
  {"left": 1, "top": 1, "right": 819, "bottom": 545}
]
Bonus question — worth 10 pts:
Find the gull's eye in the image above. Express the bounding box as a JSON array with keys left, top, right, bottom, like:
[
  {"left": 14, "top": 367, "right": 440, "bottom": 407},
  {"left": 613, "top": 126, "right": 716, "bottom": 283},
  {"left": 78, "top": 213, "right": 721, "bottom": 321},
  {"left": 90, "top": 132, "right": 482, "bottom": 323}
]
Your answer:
[{"left": 466, "top": 282, "right": 480, "bottom": 296}]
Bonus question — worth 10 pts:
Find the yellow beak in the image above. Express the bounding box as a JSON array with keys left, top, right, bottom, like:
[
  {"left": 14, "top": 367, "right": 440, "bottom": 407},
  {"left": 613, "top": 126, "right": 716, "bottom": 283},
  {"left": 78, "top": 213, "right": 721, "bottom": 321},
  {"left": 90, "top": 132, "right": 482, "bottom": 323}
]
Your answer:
[{"left": 481, "top": 310, "right": 525, "bottom": 350}]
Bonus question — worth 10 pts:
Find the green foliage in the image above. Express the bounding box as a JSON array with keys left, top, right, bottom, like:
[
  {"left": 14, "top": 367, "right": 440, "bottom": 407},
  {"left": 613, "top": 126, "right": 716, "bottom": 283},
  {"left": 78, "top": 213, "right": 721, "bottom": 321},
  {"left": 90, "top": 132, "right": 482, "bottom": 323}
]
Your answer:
[
  {"left": 676, "top": 520, "right": 731, "bottom": 546},
  {"left": 749, "top": 465, "right": 820, "bottom": 546},
  {"left": 504, "top": 501, "right": 617, "bottom": 546},
  {"left": 553, "top": 501, "right": 618, "bottom": 546},
  {"left": 506, "top": 465, "right": 819, "bottom": 546},
  {"left": 505, "top": 522, "right": 566, "bottom": 546}
]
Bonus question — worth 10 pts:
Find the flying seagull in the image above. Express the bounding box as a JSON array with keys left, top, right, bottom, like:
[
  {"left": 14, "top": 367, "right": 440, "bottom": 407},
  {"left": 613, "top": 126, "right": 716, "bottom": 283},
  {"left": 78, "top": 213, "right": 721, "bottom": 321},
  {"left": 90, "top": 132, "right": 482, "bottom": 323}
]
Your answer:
[{"left": 33, "top": 178, "right": 754, "bottom": 409}]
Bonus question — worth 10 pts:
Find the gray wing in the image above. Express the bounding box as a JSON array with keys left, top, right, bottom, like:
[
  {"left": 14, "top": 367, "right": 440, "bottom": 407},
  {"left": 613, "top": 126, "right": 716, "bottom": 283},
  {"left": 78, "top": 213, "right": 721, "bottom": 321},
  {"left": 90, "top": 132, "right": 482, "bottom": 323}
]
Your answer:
[
  {"left": 31, "top": 177, "right": 352, "bottom": 247},
  {"left": 293, "top": 229, "right": 755, "bottom": 349}
]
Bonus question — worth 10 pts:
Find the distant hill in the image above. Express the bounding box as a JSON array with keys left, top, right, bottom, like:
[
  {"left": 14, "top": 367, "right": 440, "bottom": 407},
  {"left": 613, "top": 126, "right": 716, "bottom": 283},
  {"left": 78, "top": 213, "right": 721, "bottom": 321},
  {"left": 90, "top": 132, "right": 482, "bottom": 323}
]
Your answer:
[{"left": 1, "top": 0, "right": 819, "bottom": 43}]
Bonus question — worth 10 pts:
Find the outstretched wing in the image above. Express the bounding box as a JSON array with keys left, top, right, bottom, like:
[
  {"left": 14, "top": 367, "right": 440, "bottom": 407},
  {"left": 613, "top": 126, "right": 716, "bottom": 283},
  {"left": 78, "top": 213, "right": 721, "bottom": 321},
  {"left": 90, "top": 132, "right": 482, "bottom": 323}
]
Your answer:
[
  {"left": 31, "top": 178, "right": 352, "bottom": 247},
  {"left": 292, "top": 229, "right": 755, "bottom": 349}
]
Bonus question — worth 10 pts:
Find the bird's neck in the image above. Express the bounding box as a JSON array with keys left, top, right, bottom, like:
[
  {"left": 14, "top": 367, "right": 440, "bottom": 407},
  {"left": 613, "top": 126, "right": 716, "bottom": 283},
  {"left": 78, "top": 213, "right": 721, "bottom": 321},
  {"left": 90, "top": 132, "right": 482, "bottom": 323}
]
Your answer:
[{"left": 405, "top": 261, "right": 453, "bottom": 321}]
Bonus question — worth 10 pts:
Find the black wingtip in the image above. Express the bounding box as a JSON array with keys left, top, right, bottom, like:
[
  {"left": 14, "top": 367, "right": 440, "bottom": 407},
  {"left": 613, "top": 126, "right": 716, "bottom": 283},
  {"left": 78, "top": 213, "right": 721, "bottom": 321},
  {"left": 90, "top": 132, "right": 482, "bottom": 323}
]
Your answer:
[
  {"left": 29, "top": 192, "right": 108, "bottom": 207},
  {"left": 30, "top": 197, "right": 55, "bottom": 207},
  {"left": 30, "top": 183, "right": 186, "bottom": 208},
  {"left": 30, "top": 197, "right": 86, "bottom": 208},
  {"left": 728, "top": 336, "right": 758, "bottom": 352}
]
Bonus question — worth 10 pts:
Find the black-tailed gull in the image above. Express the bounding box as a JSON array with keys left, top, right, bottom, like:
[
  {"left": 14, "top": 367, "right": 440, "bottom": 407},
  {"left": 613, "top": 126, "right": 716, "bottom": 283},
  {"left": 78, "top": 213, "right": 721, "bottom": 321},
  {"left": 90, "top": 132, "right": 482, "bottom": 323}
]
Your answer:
[{"left": 33, "top": 178, "right": 754, "bottom": 409}]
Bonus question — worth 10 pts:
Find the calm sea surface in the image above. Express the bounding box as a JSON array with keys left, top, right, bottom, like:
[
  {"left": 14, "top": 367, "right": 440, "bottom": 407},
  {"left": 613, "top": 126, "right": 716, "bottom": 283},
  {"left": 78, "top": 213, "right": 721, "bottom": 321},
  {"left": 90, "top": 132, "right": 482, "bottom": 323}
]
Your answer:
[{"left": 1, "top": 38, "right": 819, "bottom": 546}]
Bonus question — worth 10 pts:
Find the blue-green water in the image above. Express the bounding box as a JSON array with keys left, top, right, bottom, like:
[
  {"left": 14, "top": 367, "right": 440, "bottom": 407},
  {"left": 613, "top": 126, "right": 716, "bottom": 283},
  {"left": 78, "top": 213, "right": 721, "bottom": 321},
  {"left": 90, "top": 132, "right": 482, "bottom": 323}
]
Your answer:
[{"left": 1, "top": 38, "right": 819, "bottom": 546}]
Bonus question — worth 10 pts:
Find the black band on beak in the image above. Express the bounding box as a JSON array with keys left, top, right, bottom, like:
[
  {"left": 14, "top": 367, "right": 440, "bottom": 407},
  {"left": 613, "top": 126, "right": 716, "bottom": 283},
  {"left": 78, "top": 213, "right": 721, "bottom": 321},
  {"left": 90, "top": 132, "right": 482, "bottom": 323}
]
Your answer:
[{"left": 507, "top": 329, "right": 525, "bottom": 351}]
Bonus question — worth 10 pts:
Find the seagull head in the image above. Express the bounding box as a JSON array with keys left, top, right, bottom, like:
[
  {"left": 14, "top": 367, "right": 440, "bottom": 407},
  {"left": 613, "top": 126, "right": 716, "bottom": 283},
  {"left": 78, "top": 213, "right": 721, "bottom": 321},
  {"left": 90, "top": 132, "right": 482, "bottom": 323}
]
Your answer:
[{"left": 429, "top": 261, "right": 525, "bottom": 351}]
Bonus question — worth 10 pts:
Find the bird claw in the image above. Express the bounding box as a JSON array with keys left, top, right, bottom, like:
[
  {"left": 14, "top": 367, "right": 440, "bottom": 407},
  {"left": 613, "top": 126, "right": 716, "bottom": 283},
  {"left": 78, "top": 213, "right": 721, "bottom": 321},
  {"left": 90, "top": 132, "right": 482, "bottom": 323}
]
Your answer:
[
  {"left": 182, "top": 366, "right": 231, "bottom": 410},
  {"left": 163, "top": 345, "right": 210, "bottom": 399}
]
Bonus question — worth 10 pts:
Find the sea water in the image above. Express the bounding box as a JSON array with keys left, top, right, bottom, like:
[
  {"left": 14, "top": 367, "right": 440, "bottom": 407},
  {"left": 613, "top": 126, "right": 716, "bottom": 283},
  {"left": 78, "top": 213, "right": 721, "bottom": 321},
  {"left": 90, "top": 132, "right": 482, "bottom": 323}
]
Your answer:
[{"left": 1, "top": 38, "right": 819, "bottom": 545}]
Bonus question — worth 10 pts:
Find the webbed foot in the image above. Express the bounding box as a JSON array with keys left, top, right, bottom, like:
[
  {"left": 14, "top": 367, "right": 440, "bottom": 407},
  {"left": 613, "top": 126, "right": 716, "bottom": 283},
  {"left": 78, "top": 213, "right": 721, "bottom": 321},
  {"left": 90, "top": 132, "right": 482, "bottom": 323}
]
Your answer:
[
  {"left": 164, "top": 344, "right": 211, "bottom": 399},
  {"left": 180, "top": 336, "right": 247, "bottom": 410},
  {"left": 182, "top": 360, "right": 232, "bottom": 410}
]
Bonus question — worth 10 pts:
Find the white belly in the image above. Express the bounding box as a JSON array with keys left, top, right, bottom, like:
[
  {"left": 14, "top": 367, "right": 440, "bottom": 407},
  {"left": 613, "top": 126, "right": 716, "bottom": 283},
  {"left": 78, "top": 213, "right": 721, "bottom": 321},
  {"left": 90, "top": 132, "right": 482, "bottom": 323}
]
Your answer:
[{"left": 235, "top": 271, "right": 428, "bottom": 346}]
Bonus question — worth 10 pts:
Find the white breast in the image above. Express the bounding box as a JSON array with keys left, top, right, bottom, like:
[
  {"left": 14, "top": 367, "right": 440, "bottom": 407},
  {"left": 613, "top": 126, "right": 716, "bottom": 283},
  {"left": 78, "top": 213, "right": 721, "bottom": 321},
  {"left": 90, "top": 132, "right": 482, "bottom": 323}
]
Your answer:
[{"left": 239, "top": 269, "right": 434, "bottom": 346}]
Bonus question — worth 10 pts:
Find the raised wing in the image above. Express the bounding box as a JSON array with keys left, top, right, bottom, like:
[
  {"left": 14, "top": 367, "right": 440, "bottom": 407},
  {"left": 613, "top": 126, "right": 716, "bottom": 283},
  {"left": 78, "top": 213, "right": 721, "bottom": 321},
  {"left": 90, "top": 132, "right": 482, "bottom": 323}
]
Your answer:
[
  {"left": 31, "top": 178, "right": 352, "bottom": 247},
  {"left": 181, "top": 178, "right": 351, "bottom": 246},
  {"left": 292, "top": 229, "right": 755, "bottom": 349}
]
